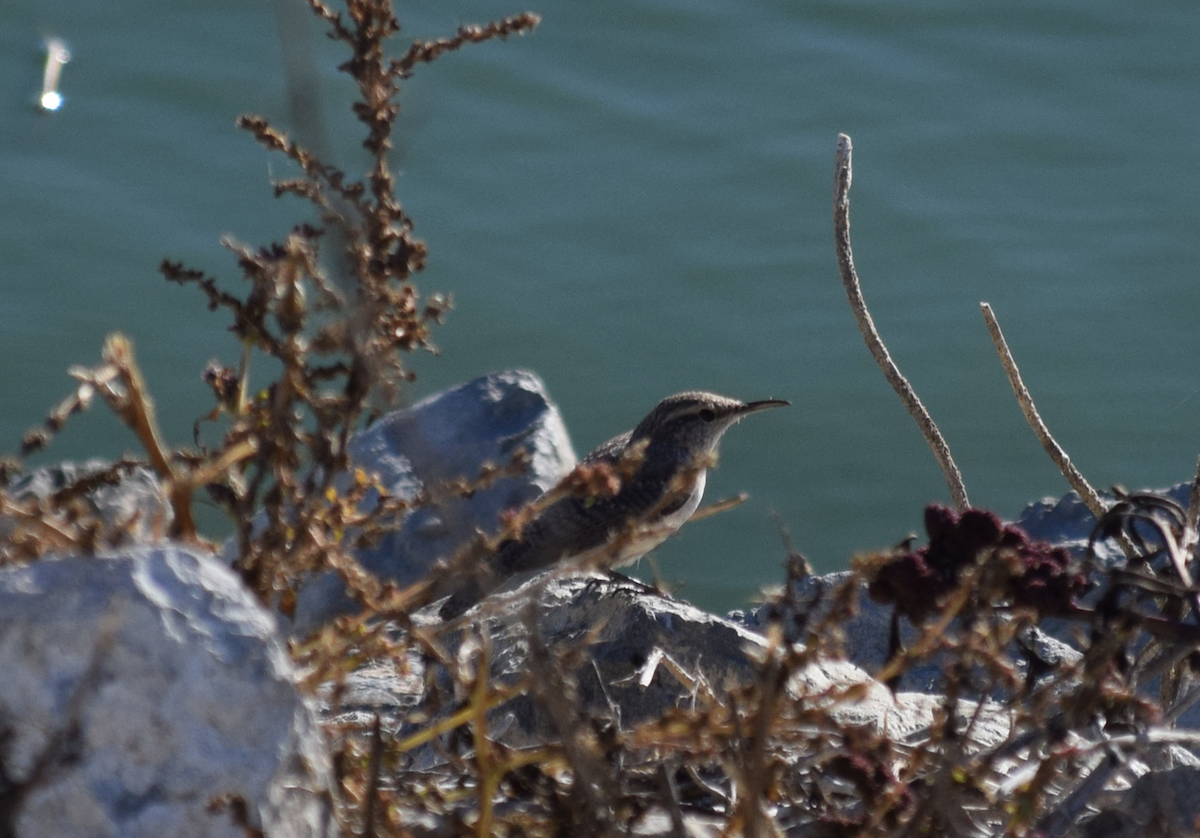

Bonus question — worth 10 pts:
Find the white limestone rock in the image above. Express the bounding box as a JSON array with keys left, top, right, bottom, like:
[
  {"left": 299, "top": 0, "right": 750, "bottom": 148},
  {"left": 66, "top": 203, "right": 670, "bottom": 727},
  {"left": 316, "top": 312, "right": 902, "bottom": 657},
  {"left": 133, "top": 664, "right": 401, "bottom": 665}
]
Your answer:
[{"left": 0, "top": 545, "right": 336, "bottom": 838}]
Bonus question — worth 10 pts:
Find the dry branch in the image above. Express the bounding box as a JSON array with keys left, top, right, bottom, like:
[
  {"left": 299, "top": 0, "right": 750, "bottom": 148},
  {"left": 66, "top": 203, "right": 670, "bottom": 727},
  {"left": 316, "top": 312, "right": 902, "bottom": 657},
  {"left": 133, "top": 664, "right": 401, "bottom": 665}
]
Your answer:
[
  {"left": 832, "top": 133, "right": 969, "bottom": 511},
  {"left": 1185, "top": 453, "right": 1200, "bottom": 554},
  {"left": 979, "top": 302, "right": 1107, "bottom": 518}
]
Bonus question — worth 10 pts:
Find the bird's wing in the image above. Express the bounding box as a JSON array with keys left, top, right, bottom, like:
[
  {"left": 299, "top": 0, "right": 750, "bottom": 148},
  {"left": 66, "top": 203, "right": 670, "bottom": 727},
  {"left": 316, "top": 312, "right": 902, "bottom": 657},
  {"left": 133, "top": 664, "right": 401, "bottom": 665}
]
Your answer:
[
  {"left": 438, "top": 431, "right": 679, "bottom": 618},
  {"left": 497, "top": 430, "right": 679, "bottom": 575},
  {"left": 580, "top": 431, "right": 632, "bottom": 465}
]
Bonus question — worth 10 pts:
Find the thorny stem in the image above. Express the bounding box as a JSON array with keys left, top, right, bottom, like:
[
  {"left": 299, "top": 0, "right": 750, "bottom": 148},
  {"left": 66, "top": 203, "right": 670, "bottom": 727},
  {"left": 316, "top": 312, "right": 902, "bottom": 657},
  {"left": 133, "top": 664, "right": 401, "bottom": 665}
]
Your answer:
[{"left": 833, "top": 133, "right": 970, "bottom": 511}]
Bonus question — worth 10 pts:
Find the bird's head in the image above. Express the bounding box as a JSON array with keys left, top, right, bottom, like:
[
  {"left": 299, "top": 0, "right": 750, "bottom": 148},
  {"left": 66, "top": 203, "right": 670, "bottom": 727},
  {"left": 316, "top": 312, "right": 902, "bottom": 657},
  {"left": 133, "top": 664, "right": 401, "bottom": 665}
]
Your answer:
[{"left": 630, "top": 391, "right": 789, "bottom": 460}]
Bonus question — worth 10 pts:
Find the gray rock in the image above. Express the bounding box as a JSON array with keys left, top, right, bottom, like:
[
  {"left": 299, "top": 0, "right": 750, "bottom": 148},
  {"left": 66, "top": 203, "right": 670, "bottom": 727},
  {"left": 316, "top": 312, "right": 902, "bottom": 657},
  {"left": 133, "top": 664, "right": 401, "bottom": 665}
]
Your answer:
[
  {"left": 739, "top": 571, "right": 903, "bottom": 678},
  {"left": 374, "top": 574, "right": 769, "bottom": 753},
  {"left": 630, "top": 809, "right": 726, "bottom": 837},
  {"left": 323, "top": 573, "right": 1016, "bottom": 836},
  {"left": 1079, "top": 765, "right": 1200, "bottom": 838},
  {"left": 1011, "top": 484, "right": 1200, "bottom": 729},
  {"left": 361, "top": 573, "right": 1011, "bottom": 751},
  {"left": 323, "top": 474, "right": 1200, "bottom": 835},
  {"left": 0, "top": 545, "right": 336, "bottom": 838},
  {"left": 738, "top": 572, "right": 1083, "bottom": 695},
  {"left": 502, "top": 575, "right": 767, "bottom": 733},
  {"left": 1014, "top": 489, "right": 1101, "bottom": 551},
  {"left": 736, "top": 483, "right": 1200, "bottom": 697},
  {"left": 326, "top": 575, "right": 784, "bottom": 760},
  {"left": 0, "top": 459, "right": 171, "bottom": 549},
  {"left": 1013, "top": 482, "right": 1193, "bottom": 567},
  {"left": 289, "top": 370, "right": 576, "bottom": 634}
]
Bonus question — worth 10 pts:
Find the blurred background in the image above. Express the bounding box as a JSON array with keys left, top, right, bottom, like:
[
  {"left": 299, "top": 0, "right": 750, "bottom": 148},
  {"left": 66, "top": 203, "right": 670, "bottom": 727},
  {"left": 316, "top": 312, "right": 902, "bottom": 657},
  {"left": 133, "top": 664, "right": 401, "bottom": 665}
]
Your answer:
[{"left": 2, "top": 0, "right": 1198, "bottom": 613}]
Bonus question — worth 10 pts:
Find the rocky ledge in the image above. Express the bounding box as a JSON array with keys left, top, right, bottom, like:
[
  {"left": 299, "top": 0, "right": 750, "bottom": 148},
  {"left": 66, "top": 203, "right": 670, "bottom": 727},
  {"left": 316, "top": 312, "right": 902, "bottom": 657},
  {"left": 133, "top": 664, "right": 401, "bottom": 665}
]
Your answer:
[{"left": 3, "top": 370, "right": 1199, "bottom": 837}]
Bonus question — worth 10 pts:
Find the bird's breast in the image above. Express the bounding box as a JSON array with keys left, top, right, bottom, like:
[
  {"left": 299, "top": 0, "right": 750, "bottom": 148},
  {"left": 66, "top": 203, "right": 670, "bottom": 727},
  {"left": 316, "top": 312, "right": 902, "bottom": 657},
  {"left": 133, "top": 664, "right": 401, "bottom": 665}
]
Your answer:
[
  {"left": 607, "top": 469, "right": 707, "bottom": 569},
  {"left": 657, "top": 469, "right": 706, "bottom": 531}
]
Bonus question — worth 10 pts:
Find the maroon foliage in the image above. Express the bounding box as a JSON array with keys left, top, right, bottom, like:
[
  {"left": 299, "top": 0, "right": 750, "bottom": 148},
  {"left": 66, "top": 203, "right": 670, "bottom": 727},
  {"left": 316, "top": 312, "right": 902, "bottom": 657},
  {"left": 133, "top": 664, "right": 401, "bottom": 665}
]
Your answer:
[{"left": 869, "top": 505, "right": 1086, "bottom": 622}]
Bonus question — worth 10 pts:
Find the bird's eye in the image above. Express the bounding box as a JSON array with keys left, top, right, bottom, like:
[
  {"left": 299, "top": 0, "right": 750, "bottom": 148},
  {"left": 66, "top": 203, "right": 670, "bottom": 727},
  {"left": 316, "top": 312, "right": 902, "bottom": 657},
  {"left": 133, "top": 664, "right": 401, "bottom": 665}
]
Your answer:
[{"left": 699, "top": 408, "right": 716, "bottom": 422}]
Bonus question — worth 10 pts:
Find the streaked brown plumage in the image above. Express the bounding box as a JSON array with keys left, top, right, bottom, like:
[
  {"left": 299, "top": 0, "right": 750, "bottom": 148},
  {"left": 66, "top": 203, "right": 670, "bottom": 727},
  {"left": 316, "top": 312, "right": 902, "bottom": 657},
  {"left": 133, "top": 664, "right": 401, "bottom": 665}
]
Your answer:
[{"left": 436, "top": 391, "right": 788, "bottom": 618}]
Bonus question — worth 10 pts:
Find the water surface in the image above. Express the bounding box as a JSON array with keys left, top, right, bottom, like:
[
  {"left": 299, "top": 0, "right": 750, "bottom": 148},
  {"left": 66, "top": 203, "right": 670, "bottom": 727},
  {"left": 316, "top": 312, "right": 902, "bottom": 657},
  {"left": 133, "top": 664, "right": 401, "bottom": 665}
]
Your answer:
[{"left": 2, "top": 0, "right": 1198, "bottom": 611}]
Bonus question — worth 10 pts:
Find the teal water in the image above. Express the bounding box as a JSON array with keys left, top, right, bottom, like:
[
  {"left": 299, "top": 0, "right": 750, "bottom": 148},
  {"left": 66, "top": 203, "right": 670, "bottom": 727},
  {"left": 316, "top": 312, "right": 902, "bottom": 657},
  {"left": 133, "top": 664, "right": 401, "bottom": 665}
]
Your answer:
[{"left": 3, "top": 0, "right": 1199, "bottom": 612}]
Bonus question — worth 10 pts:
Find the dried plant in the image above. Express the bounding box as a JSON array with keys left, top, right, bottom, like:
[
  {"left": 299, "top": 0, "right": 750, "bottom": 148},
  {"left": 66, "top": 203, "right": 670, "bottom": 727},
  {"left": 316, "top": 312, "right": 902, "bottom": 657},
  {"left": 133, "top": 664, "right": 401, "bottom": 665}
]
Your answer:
[
  {"left": 833, "top": 133, "right": 969, "bottom": 511},
  {"left": 324, "top": 125, "right": 1200, "bottom": 838},
  {"left": 2, "top": 1, "right": 539, "bottom": 609}
]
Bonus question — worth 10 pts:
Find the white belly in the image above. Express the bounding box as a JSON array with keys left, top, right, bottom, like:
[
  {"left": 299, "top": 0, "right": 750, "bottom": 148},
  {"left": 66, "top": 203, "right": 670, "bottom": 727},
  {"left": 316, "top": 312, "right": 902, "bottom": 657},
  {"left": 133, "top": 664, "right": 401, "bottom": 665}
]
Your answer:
[
  {"left": 609, "top": 470, "right": 706, "bottom": 568},
  {"left": 658, "top": 469, "right": 705, "bottom": 531}
]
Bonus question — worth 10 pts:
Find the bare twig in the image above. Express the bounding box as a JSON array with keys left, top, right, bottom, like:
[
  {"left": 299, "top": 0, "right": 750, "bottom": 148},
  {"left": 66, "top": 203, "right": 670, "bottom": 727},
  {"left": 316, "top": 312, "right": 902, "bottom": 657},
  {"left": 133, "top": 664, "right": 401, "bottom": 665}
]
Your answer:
[
  {"left": 1184, "top": 453, "right": 1200, "bottom": 554},
  {"left": 832, "top": 134, "right": 969, "bottom": 510},
  {"left": 979, "top": 302, "right": 1106, "bottom": 518},
  {"left": 361, "top": 712, "right": 383, "bottom": 838},
  {"left": 395, "top": 15, "right": 541, "bottom": 77},
  {"left": 1032, "top": 749, "right": 1123, "bottom": 838},
  {"left": 688, "top": 492, "right": 747, "bottom": 522},
  {"left": 522, "top": 602, "right": 620, "bottom": 836},
  {"left": 658, "top": 761, "right": 688, "bottom": 838},
  {"left": 60, "top": 334, "right": 203, "bottom": 542}
]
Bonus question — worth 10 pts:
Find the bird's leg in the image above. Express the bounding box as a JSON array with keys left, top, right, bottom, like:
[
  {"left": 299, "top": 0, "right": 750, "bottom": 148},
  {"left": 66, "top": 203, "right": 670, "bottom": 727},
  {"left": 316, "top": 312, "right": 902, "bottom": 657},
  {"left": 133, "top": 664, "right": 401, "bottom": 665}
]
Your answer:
[
  {"left": 578, "top": 568, "right": 661, "bottom": 599},
  {"left": 605, "top": 568, "right": 668, "bottom": 596}
]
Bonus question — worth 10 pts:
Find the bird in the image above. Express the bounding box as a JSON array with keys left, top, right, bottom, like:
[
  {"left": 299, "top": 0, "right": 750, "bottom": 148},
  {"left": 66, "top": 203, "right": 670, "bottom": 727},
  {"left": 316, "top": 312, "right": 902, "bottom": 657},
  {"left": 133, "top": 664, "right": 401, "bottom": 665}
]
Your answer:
[{"left": 434, "top": 390, "right": 789, "bottom": 619}]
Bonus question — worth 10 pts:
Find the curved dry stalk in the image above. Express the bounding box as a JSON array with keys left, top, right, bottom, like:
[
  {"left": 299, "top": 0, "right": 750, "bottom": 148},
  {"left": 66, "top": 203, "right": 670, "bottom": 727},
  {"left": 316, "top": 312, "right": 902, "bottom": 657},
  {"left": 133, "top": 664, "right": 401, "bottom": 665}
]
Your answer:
[
  {"left": 979, "top": 302, "right": 1107, "bottom": 518},
  {"left": 833, "top": 133, "right": 969, "bottom": 511},
  {"left": 1184, "top": 453, "right": 1200, "bottom": 554},
  {"left": 91, "top": 335, "right": 199, "bottom": 541}
]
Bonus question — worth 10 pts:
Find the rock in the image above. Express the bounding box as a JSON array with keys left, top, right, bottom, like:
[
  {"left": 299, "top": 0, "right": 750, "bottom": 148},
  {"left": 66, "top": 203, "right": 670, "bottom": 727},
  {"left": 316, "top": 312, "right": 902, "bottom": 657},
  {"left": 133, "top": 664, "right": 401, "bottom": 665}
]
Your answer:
[
  {"left": 739, "top": 571, "right": 915, "bottom": 680},
  {"left": 1013, "top": 482, "right": 1193, "bottom": 567},
  {"left": 490, "top": 575, "right": 767, "bottom": 738},
  {"left": 1080, "top": 765, "right": 1200, "bottom": 838},
  {"left": 289, "top": 370, "right": 576, "bottom": 634},
  {"left": 736, "top": 483, "right": 1200, "bottom": 697},
  {"left": 0, "top": 545, "right": 336, "bottom": 838},
  {"left": 322, "top": 572, "right": 1018, "bottom": 836},
  {"left": 348, "top": 574, "right": 770, "bottom": 754},
  {"left": 334, "top": 573, "right": 1011, "bottom": 754},
  {"left": 1014, "top": 489, "right": 1102, "bottom": 555},
  {"left": 0, "top": 459, "right": 171, "bottom": 548},
  {"left": 320, "top": 474, "right": 1200, "bottom": 835},
  {"left": 630, "top": 809, "right": 725, "bottom": 837},
  {"left": 737, "top": 572, "right": 1081, "bottom": 697}
]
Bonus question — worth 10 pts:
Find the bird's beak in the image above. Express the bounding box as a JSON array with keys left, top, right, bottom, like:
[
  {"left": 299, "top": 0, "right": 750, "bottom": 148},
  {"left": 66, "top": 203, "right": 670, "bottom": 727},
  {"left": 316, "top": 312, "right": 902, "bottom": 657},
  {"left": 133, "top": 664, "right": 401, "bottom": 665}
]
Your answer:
[{"left": 738, "top": 398, "right": 790, "bottom": 417}]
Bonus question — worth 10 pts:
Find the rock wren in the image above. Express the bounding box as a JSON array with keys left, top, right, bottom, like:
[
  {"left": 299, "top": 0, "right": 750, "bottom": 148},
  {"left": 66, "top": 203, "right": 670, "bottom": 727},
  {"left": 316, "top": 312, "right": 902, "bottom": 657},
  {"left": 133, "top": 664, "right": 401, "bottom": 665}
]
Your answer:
[{"left": 436, "top": 391, "right": 788, "bottom": 618}]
